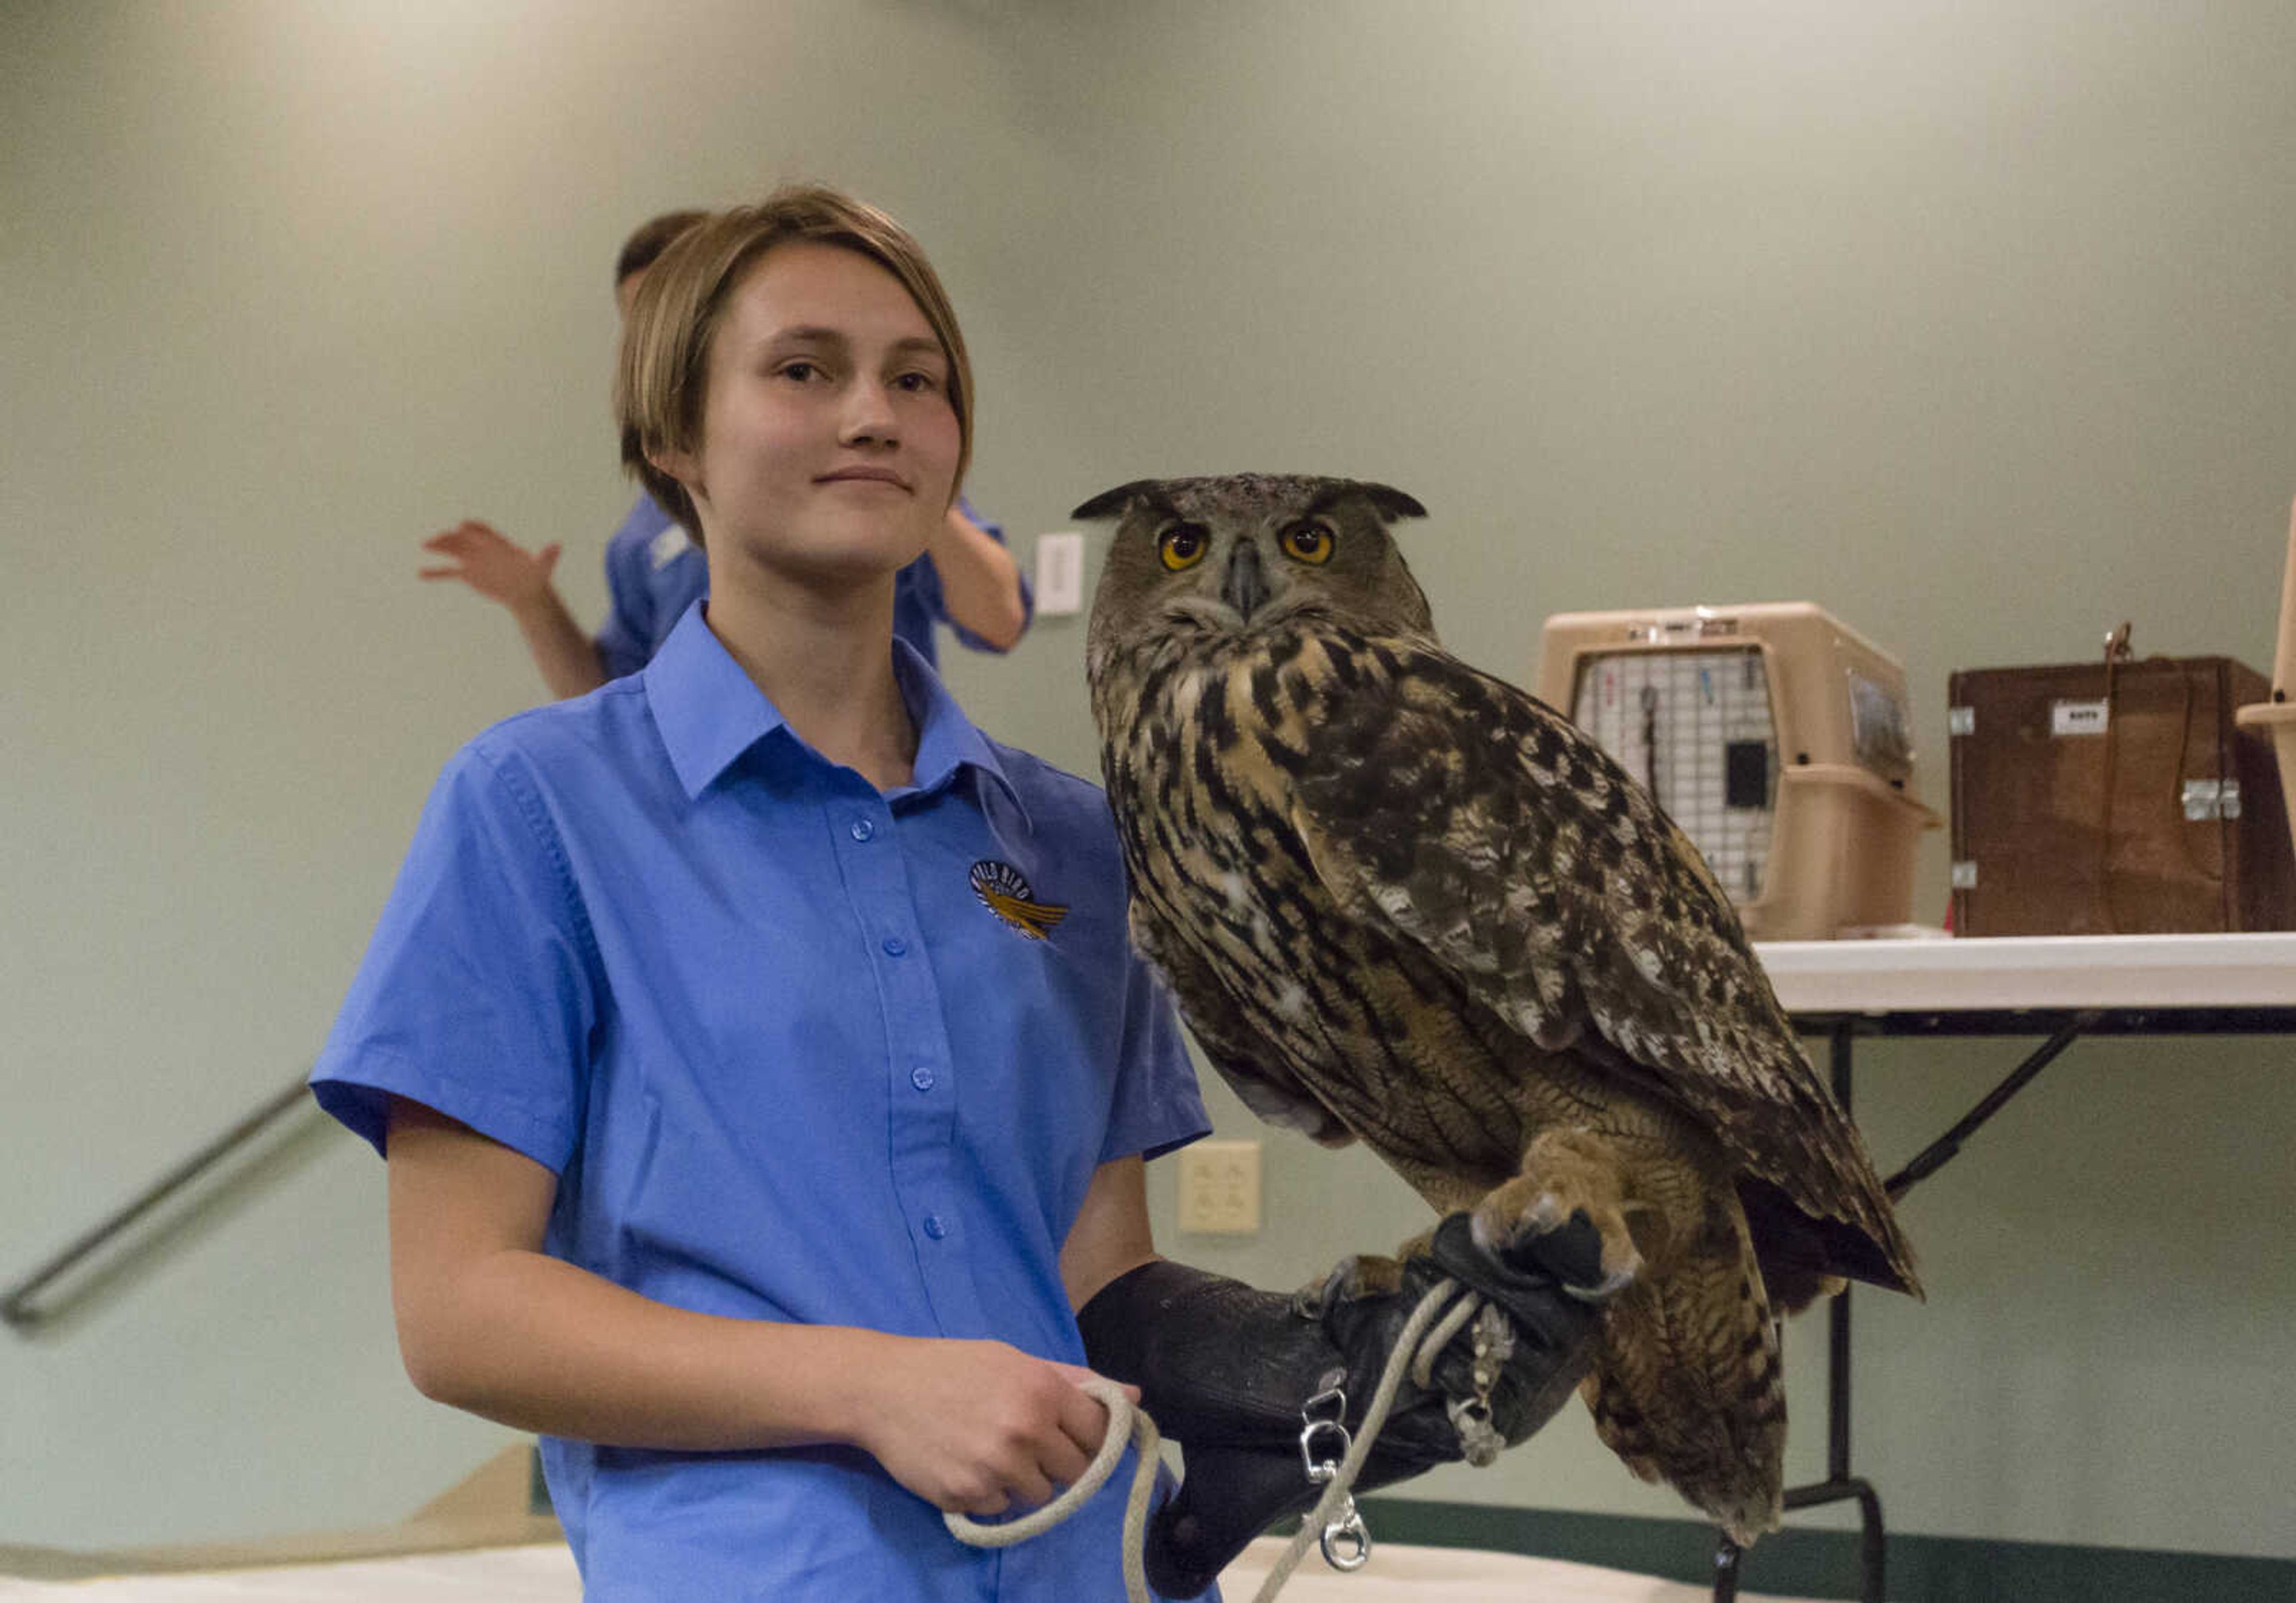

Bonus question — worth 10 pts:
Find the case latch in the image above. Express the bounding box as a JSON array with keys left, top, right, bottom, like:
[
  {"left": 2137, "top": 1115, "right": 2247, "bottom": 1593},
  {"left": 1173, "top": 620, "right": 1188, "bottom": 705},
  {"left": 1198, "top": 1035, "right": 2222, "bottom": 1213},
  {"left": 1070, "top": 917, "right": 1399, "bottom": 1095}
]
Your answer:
[{"left": 2182, "top": 779, "right": 2242, "bottom": 822}]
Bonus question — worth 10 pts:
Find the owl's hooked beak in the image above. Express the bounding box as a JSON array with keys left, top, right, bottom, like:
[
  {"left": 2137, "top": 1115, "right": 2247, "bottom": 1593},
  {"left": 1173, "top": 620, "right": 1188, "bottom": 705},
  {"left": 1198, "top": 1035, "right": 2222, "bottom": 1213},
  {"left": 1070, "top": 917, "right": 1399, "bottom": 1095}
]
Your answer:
[{"left": 1220, "top": 541, "right": 1270, "bottom": 622}]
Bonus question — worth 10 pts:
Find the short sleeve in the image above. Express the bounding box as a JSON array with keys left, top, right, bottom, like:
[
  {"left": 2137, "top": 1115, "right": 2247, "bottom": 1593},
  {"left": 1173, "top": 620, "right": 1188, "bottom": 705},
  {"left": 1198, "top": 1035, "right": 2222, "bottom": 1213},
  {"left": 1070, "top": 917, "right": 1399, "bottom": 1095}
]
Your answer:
[
  {"left": 310, "top": 745, "right": 600, "bottom": 1173},
  {"left": 1099, "top": 951, "right": 1212, "bottom": 1164},
  {"left": 594, "top": 533, "right": 656, "bottom": 682}
]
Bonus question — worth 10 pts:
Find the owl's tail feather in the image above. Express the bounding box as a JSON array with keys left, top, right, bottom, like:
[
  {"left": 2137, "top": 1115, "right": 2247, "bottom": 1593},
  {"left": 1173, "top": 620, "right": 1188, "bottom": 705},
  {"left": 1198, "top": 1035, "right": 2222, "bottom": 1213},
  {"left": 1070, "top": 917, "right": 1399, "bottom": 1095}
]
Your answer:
[{"left": 1580, "top": 1193, "right": 1785, "bottom": 1547}]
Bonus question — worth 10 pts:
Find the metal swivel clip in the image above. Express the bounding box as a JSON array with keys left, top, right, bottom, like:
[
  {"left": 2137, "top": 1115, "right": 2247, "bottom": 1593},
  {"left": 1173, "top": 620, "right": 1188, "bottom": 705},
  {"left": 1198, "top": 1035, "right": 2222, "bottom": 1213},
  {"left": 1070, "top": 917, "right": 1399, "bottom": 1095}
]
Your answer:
[{"left": 1297, "top": 1372, "right": 1371, "bottom": 1571}]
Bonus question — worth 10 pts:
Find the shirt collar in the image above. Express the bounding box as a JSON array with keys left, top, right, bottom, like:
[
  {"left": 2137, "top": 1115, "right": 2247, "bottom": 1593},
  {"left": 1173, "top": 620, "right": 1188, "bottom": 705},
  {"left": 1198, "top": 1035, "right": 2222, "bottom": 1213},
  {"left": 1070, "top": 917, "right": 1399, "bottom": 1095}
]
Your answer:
[{"left": 645, "top": 601, "right": 1024, "bottom": 820}]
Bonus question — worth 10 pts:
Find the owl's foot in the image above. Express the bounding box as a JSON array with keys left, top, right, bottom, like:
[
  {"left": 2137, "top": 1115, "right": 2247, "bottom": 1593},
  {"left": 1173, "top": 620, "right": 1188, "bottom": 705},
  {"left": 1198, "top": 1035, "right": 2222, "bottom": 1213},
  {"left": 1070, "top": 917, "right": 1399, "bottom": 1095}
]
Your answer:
[
  {"left": 1292, "top": 1221, "right": 1449, "bottom": 1318},
  {"left": 1292, "top": 1250, "right": 1407, "bottom": 1319},
  {"left": 1474, "top": 1129, "right": 1641, "bottom": 1300}
]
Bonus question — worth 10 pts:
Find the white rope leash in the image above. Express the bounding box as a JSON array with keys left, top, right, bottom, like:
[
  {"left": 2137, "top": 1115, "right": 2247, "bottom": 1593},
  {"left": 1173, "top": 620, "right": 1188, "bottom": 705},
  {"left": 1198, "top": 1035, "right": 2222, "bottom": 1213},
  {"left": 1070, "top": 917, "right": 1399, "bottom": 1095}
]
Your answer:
[{"left": 942, "top": 1278, "right": 1479, "bottom": 1603}]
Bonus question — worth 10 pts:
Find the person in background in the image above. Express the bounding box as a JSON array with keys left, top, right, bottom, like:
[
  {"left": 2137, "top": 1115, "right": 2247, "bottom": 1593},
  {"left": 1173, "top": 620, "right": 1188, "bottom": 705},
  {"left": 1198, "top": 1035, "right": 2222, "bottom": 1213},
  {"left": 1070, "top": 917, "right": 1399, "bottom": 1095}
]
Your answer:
[{"left": 417, "top": 209, "right": 1029, "bottom": 699}]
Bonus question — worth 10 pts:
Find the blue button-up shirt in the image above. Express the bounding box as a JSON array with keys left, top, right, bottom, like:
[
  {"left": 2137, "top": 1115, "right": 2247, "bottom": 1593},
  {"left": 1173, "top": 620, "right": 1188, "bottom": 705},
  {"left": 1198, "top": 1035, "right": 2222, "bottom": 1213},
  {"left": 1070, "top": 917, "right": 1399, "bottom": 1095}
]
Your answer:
[
  {"left": 313, "top": 604, "right": 1209, "bottom": 1601},
  {"left": 594, "top": 494, "right": 1030, "bottom": 679}
]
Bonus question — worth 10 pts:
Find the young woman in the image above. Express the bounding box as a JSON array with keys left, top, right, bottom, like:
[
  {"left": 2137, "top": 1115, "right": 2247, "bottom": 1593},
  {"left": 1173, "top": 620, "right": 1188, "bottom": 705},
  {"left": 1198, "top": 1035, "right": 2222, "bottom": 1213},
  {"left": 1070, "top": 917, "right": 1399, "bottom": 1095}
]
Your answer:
[{"left": 315, "top": 186, "right": 1598, "bottom": 1601}]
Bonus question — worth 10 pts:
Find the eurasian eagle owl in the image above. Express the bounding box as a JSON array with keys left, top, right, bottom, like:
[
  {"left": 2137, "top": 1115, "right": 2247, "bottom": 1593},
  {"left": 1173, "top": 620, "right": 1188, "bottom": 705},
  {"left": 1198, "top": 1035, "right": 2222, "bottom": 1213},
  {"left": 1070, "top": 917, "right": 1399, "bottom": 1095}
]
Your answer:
[{"left": 1077, "top": 473, "right": 1919, "bottom": 1543}]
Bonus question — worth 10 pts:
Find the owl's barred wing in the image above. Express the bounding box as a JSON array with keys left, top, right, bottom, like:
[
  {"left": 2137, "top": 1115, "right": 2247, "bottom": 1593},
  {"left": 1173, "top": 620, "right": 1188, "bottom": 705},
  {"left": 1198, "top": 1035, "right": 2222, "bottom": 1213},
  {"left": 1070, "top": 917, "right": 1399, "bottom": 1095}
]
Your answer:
[
  {"left": 1287, "top": 639, "right": 1916, "bottom": 1293},
  {"left": 1126, "top": 891, "right": 1359, "bottom": 1149}
]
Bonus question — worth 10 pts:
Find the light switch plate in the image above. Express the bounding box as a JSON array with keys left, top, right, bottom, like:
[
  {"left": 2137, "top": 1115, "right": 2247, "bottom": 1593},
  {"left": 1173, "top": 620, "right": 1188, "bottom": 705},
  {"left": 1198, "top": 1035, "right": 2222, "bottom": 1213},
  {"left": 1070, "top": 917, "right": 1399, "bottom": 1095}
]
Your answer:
[{"left": 1035, "top": 531, "right": 1085, "bottom": 616}]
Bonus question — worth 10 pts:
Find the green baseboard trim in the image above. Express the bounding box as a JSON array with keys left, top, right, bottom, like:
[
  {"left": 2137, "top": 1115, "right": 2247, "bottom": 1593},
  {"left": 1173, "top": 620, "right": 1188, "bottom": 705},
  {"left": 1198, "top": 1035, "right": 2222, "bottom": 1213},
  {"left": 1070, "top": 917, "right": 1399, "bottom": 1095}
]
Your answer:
[{"left": 1354, "top": 1497, "right": 2295, "bottom": 1602}]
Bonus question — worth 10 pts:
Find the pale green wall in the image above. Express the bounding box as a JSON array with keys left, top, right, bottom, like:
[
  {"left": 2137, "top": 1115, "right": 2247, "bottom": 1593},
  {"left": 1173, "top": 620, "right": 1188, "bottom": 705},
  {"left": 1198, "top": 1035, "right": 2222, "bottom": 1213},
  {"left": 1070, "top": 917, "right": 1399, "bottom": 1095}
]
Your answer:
[{"left": 3, "top": 0, "right": 2289, "bottom": 1563}]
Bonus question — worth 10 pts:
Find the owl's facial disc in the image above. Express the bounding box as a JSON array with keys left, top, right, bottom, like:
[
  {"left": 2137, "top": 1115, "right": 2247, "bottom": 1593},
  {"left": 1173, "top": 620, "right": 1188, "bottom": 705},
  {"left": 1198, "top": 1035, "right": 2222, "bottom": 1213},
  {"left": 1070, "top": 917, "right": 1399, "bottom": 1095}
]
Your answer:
[{"left": 1220, "top": 540, "right": 1271, "bottom": 621}]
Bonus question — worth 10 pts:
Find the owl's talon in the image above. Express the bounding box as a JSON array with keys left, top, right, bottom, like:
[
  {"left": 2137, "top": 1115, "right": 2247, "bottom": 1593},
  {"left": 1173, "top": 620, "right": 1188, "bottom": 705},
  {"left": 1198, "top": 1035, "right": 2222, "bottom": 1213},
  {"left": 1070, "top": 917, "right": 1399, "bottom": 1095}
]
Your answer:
[
  {"left": 1294, "top": 1251, "right": 1405, "bottom": 1319},
  {"left": 1519, "top": 1193, "right": 1568, "bottom": 1237},
  {"left": 1473, "top": 1131, "right": 1645, "bottom": 1297},
  {"left": 1565, "top": 1262, "right": 1641, "bottom": 1303},
  {"left": 1477, "top": 1193, "right": 1640, "bottom": 1298}
]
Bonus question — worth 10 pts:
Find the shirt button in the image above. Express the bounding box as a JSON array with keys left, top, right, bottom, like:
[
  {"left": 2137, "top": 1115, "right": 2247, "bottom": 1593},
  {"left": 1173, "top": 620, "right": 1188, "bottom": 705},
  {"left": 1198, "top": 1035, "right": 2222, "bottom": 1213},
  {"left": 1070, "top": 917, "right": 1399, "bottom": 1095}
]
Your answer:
[
  {"left": 850, "top": 818, "right": 875, "bottom": 842},
  {"left": 882, "top": 936, "right": 907, "bottom": 957},
  {"left": 911, "top": 1065, "right": 936, "bottom": 1092},
  {"left": 923, "top": 1215, "right": 948, "bottom": 1241}
]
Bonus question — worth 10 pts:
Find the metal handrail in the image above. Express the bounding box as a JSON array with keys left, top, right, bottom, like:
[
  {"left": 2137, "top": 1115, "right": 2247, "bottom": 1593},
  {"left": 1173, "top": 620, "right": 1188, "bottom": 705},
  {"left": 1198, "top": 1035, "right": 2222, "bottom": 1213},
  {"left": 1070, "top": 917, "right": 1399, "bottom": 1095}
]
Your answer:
[{"left": 2, "top": 1072, "right": 314, "bottom": 1332}]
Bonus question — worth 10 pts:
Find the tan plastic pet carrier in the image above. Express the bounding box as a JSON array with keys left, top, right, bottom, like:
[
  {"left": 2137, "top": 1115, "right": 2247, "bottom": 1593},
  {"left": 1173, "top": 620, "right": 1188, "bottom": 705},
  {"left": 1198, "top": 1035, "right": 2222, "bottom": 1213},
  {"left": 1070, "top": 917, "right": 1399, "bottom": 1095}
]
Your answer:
[{"left": 1534, "top": 602, "right": 1939, "bottom": 941}]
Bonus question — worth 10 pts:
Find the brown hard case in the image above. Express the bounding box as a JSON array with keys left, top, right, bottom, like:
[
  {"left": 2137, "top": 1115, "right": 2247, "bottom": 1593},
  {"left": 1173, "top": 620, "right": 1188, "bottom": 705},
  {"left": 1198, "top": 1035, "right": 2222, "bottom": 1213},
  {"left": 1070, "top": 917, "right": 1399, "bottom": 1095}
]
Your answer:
[{"left": 1948, "top": 656, "right": 2296, "bottom": 935}]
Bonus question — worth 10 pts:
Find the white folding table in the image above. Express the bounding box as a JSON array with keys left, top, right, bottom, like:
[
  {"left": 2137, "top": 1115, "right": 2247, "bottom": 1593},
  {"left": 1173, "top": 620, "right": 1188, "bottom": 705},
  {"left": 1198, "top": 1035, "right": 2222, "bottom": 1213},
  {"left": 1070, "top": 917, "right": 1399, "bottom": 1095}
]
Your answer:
[{"left": 1710, "top": 933, "right": 2296, "bottom": 1603}]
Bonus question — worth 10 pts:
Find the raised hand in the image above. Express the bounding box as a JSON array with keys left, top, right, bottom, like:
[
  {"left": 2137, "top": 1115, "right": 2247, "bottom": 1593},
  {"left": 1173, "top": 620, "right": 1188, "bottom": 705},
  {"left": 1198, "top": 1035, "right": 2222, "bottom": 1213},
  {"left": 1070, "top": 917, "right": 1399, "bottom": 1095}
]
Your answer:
[{"left": 420, "top": 519, "right": 563, "bottom": 612}]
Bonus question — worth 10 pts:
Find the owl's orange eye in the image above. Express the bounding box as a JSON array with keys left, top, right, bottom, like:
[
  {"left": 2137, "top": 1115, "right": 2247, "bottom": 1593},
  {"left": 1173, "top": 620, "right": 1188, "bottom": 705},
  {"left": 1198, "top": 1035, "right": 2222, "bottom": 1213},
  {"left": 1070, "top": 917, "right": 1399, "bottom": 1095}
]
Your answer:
[
  {"left": 1158, "top": 524, "right": 1209, "bottom": 571},
  {"left": 1282, "top": 522, "right": 1335, "bottom": 564}
]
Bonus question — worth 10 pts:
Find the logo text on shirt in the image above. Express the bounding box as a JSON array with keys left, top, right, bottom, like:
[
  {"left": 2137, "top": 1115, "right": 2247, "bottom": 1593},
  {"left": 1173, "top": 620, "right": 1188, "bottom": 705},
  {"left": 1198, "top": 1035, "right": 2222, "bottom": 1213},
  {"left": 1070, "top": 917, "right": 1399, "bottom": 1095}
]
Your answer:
[{"left": 970, "top": 861, "right": 1068, "bottom": 941}]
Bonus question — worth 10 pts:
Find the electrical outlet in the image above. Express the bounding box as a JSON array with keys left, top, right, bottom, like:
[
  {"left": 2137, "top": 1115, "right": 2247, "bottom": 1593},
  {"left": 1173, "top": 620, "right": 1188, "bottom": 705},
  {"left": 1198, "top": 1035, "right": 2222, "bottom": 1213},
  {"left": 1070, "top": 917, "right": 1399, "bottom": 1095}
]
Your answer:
[
  {"left": 1034, "top": 531, "right": 1085, "bottom": 616},
  {"left": 1177, "top": 1138, "right": 1261, "bottom": 1233}
]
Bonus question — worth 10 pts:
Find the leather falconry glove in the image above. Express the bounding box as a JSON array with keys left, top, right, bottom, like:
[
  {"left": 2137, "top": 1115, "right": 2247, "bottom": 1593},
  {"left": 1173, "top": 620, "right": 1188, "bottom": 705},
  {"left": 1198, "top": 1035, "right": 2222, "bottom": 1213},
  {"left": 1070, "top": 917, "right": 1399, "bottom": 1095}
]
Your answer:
[{"left": 1076, "top": 1210, "right": 1609, "bottom": 1599}]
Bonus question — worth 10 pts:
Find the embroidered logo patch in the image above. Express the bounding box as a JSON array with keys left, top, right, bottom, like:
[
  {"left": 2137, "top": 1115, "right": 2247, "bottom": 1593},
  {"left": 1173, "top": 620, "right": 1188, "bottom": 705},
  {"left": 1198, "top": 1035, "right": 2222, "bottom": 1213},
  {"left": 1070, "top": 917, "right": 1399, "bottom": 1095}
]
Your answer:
[{"left": 970, "top": 860, "right": 1068, "bottom": 941}]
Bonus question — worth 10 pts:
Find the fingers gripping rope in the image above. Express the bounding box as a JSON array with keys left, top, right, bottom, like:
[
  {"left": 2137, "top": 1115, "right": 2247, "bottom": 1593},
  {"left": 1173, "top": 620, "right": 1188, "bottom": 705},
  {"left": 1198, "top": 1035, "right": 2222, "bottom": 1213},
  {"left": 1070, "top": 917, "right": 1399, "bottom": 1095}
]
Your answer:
[
  {"left": 944, "top": 1376, "right": 1162, "bottom": 1602},
  {"left": 943, "top": 1278, "right": 1479, "bottom": 1603}
]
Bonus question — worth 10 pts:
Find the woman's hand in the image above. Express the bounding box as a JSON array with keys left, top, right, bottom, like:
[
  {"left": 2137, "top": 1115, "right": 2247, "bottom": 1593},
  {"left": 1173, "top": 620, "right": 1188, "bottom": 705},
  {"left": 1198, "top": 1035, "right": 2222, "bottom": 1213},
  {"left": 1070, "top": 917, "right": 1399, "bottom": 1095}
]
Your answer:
[
  {"left": 420, "top": 518, "right": 563, "bottom": 613},
  {"left": 417, "top": 520, "right": 605, "bottom": 697},
  {"left": 851, "top": 1339, "right": 1135, "bottom": 1516}
]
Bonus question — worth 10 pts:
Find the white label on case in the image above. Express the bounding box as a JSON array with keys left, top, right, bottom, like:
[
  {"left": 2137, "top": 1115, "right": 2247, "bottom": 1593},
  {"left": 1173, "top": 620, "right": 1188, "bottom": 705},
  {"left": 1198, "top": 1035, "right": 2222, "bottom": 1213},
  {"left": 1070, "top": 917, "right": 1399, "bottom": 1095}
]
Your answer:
[{"left": 2051, "top": 699, "right": 2110, "bottom": 737}]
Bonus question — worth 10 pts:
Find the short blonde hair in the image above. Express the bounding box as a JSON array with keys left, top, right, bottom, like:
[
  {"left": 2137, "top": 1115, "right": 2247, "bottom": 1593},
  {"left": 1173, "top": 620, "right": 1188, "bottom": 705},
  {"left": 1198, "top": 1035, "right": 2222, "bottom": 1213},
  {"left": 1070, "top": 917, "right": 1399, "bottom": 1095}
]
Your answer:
[{"left": 615, "top": 185, "right": 973, "bottom": 540}]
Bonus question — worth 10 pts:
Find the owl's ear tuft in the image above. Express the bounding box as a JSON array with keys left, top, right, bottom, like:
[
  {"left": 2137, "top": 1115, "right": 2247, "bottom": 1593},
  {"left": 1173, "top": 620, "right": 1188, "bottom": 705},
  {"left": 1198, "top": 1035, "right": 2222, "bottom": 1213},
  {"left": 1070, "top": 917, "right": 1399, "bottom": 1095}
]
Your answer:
[
  {"left": 1071, "top": 481, "right": 1167, "bottom": 521},
  {"left": 1356, "top": 482, "right": 1427, "bottom": 523}
]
